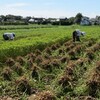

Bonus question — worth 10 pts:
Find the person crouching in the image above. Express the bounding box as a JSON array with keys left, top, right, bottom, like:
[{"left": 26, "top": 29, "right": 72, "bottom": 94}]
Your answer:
[
  {"left": 3, "top": 33, "right": 15, "bottom": 40},
  {"left": 72, "top": 29, "right": 85, "bottom": 42}
]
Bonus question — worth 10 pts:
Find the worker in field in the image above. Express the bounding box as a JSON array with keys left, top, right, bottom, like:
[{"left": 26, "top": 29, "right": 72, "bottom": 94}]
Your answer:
[
  {"left": 72, "top": 29, "right": 85, "bottom": 42},
  {"left": 3, "top": 33, "right": 15, "bottom": 40}
]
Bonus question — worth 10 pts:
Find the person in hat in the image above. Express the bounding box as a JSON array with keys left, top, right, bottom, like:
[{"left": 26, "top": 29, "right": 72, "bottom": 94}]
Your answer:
[
  {"left": 72, "top": 29, "right": 85, "bottom": 42},
  {"left": 3, "top": 33, "right": 15, "bottom": 40}
]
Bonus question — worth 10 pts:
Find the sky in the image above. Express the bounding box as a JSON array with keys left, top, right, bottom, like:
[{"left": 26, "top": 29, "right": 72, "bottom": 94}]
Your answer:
[{"left": 0, "top": 0, "right": 100, "bottom": 18}]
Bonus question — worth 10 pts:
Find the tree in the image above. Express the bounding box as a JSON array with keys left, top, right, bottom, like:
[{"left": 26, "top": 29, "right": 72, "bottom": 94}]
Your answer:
[
  {"left": 0, "top": 15, "right": 5, "bottom": 24},
  {"left": 15, "top": 16, "right": 23, "bottom": 20},
  {"left": 74, "top": 13, "right": 83, "bottom": 24},
  {"left": 68, "top": 17, "right": 75, "bottom": 25}
]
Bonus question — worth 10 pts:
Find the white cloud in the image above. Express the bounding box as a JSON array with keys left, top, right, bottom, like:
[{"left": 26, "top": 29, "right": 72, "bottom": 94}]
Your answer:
[
  {"left": 0, "top": 7, "right": 97, "bottom": 18},
  {"left": 0, "top": 2, "right": 31, "bottom": 16},
  {"left": 0, "top": 2, "right": 99, "bottom": 18},
  {"left": 5, "top": 3, "right": 30, "bottom": 8}
]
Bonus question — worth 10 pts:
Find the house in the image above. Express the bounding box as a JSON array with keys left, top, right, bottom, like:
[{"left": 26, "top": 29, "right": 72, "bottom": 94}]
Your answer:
[
  {"left": 29, "top": 17, "right": 46, "bottom": 24},
  {"left": 59, "top": 17, "right": 67, "bottom": 22},
  {"left": 90, "top": 18, "right": 96, "bottom": 25},
  {"left": 48, "top": 18, "right": 59, "bottom": 22},
  {"left": 29, "top": 18, "right": 35, "bottom": 23},
  {"left": 90, "top": 16, "right": 100, "bottom": 25},
  {"left": 95, "top": 16, "right": 100, "bottom": 25},
  {"left": 80, "top": 16, "right": 91, "bottom": 25},
  {"left": 0, "top": 17, "right": 2, "bottom": 22}
]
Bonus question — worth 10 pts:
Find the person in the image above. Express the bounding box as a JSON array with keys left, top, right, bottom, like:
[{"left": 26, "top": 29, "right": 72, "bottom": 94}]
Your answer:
[
  {"left": 3, "top": 33, "right": 15, "bottom": 40},
  {"left": 72, "top": 29, "right": 85, "bottom": 42}
]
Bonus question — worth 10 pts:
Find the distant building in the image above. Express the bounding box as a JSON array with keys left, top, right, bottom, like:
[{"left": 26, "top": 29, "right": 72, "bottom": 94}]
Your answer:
[
  {"left": 80, "top": 16, "right": 91, "bottom": 25},
  {"left": 29, "top": 18, "right": 45, "bottom": 23},
  {"left": 90, "top": 16, "right": 100, "bottom": 25},
  {"left": 29, "top": 18, "right": 35, "bottom": 23},
  {"left": 90, "top": 18, "right": 96, "bottom": 25},
  {"left": 47, "top": 18, "right": 60, "bottom": 23},
  {"left": 59, "top": 17, "right": 67, "bottom": 22}
]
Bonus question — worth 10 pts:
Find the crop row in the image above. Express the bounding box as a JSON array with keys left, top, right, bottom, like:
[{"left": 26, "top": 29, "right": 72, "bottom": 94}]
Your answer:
[
  {"left": 0, "top": 38, "right": 100, "bottom": 100},
  {"left": 0, "top": 27, "right": 72, "bottom": 62},
  {"left": 0, "top": 25, "right": 100, "bottom": 63}
]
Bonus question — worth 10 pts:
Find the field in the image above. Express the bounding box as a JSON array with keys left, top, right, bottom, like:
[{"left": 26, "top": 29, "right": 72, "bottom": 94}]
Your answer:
[{"left": 0, "top": 25, "right": 100, "bottom": 100}]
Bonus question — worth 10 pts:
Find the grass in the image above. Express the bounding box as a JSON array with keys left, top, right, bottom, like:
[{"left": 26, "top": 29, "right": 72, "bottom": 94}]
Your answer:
[
  {"left": 0, "top": 25, "right": 100, "bottom": 100},
  {"left": 0, "top": 25, "right": 100, "bottom": 62}
]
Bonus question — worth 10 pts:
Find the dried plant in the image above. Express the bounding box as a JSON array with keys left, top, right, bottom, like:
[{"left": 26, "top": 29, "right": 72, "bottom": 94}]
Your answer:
[
  {"left": 13, "top": 63, "right": 23, "bottom": 76},
  {"left": 44, "top": 47, "right": 52, "bottom": 55},
  {"left": 29, "top": 90, "right": 56, "bottom": 100},
  {"left": 2, "top": 67, "right": 12, "bottom": 81},
  {"left": 86, "top": 50, "right": 95, "bottom": 60},
  {"left": 35, "top": 49, "right": 42, "bottom": 56},
  {"left": 16, "top": 56, "right": 25, "bottom": 66},
  {"left": 6, "top": 58, "right": 15, "bottom": 66},
  {"left": 16, "top": 76, "right": 31, "bottom": 95}
]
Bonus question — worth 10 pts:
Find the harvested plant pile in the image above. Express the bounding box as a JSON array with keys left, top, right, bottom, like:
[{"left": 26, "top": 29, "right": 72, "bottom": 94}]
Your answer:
[{"left": 0, "top": 38, "right": 100, "bottom": 100}]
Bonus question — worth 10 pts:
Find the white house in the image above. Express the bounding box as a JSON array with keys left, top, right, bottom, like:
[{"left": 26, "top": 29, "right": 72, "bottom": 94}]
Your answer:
[
  {"left": 47, "top": 18, "right": 60, "bottom": 22},
  {"left": 90, "top": 16, "right": 100, "bottom": 25},
  {"left": 80, "top": 17, "right": 91, "bottom": 25},
  {"left": 29, "top": 18, "right": 35, "bottom": 22}
]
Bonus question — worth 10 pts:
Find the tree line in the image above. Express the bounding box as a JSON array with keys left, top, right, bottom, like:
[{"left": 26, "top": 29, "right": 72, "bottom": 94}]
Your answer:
[{"left": 0, "top": 13, "right": 99, "bottom": 25}]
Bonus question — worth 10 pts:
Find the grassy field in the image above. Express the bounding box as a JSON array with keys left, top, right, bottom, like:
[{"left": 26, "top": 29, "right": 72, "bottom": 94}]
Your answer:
[
  {"left": 0, "top": 25, "right": 100, "bottom": 100},
  {"left": 0, "top": 25, "right": 71, "bottom": 62},
  {"left": 0, "top": 25, "right": 100, "bottom": 62}
]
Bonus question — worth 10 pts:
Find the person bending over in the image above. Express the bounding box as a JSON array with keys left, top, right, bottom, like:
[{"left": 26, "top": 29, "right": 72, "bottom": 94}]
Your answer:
[
  {"left": 72, "top": 29, "right": 85, "bottom": 42},
  {"left": 3, "top": 33, "right": 15, "bottom": 40}
]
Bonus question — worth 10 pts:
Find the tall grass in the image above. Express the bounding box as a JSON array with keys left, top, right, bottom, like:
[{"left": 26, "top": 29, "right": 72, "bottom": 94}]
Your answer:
[{"left": 0, "top": 25, "right": 100, "bottom": 62}]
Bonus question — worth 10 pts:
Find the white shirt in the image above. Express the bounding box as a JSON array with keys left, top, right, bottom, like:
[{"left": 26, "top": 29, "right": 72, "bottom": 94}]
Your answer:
[
  {"left": 76, "top": 30, "right": 82, "bottom": 36},
  {"left": 76, "top": 31, "right": 86, "bottom": 36}
]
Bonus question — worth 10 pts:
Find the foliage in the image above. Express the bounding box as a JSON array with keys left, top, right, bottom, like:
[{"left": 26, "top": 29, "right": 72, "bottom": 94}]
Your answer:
[{"left": 74, "top": 13, "right": 83, "bottom": 24}]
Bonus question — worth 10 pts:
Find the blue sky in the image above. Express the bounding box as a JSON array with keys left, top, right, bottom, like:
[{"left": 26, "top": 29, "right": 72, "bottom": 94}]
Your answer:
[{"left": 0, "top": 0, "right": 100, "bottom": 18}]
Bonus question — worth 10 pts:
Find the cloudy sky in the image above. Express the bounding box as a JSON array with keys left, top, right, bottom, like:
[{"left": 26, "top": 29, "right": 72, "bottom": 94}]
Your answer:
[{"left": 0, "top": 0, "right": 100, "bottom": 18}]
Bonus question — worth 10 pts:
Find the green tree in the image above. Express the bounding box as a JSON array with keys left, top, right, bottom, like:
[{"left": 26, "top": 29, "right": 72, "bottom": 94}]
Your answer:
[
  {"left": 68, "top": 17, "right": 75, "bottom": 25},
  {"left": 74, "top": 13, "right": 83, "bottom": 24}
]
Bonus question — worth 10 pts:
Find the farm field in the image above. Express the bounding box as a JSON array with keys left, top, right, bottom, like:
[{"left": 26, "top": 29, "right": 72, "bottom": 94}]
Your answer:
[
  {"left": 0, "top": 25, "right": 100, "bottom": 100},
  {"left": 0, "top": 25, "right": 100, "bottom": 62},
  {"left": 0, "top": 25, "right": 71, "bottom": 62}
]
